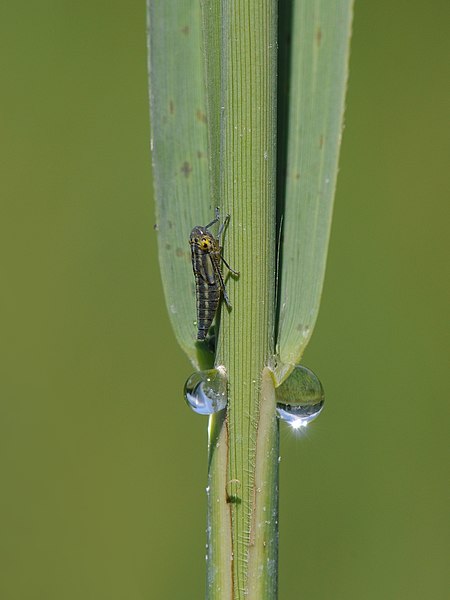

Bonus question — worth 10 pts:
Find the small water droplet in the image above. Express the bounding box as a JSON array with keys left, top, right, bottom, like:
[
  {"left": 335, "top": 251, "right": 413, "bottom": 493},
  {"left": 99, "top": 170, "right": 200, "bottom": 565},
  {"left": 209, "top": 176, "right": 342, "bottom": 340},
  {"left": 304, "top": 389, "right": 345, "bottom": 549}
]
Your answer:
[
  {"left": 184, "top": 368, "right": 227, "bottom": 415},
  {"left": 226, "top": 479, "right": 241, "bottom": 503},
  {"left": 276, "top": 365, "right": 324, "bottom": 429}
]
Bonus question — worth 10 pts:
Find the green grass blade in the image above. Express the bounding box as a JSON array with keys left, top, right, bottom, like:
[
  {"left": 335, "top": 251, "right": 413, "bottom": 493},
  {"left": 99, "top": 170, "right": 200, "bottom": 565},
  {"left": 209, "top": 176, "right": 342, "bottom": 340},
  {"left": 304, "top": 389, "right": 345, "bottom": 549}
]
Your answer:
[
  {"left": 214, "top": 1, "right": 278, "bottom": 596},
  {"left": 147, "top": 1, "right": 211, "bottom": 367},
  {"left": 200, "top": 0, "right": 221, "bottom": 206},
  {"left": 276, "top": 2, "right": 354, "bottom": 382}
]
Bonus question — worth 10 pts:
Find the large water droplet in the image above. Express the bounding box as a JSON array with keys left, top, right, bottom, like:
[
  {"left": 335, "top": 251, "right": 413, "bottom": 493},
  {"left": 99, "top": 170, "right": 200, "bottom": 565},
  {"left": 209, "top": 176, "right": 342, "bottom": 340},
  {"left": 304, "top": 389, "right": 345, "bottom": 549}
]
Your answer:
[
  {"left": 276, "top": 365, "right": 324, "bottom": 429},
  {"left": 184, "top": 368, "right": 228, "bottom": 415}
]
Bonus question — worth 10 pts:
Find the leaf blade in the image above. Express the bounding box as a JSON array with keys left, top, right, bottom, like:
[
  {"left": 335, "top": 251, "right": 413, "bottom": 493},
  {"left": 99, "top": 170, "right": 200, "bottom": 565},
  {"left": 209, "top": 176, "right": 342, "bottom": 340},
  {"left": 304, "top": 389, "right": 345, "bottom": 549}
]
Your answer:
[
  {"left": 147, "top": 1, "right": 211, "bottom": 366},
  {"left": 276, "top": 1, "right": 354, "bottom": 381}
]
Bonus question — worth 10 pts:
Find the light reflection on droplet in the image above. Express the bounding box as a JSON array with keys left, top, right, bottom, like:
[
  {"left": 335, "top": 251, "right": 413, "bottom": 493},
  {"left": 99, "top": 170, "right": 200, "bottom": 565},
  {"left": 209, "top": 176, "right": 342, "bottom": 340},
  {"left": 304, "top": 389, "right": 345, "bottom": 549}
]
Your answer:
[
  {"left": 184, "top": 367, "right": 227, "bottom": 415},
  {"left": 275, "top": 365, "right": 325, "bottom": 429}
]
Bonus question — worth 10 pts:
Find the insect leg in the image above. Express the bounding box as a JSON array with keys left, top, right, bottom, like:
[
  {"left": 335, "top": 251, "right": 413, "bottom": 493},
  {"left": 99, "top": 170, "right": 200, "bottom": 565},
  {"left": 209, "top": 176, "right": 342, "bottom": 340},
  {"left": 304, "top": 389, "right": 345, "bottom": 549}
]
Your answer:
[
  {"left": 217, "top": 213, "right": 230, "bottom": 240},
  {"left": 191, "top": 245, "right": 208, "bottom": 283},
  {"left": 221, "top": 287, "right": 231, "bottom": 308},
  {"left": 220, "top": 254, "right": 239, "bottom": 276},
  {"left": 201, "top": 252, "right": 216, "bottom": 285},
  {"left": 212, "top": 259, "right": 232, "bottom": 308},
  {"left": 205, "top": 207, "right": 220, "bottom": 230}
]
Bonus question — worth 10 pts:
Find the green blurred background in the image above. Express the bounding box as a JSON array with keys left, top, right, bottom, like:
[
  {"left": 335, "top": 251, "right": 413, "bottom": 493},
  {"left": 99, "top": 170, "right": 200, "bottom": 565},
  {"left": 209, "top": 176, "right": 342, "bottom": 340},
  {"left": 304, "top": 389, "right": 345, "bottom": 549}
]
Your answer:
[{"left": 1, "top": 2, "right": 448, "bottom": 599}]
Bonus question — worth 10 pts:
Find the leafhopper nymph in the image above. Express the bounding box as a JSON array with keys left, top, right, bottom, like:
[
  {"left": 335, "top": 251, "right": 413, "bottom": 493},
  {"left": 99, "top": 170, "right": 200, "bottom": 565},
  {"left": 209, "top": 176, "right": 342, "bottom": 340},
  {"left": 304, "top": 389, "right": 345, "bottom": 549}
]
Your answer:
[{"left": 189, "top": 209, "right": 238, "bottom": 341}]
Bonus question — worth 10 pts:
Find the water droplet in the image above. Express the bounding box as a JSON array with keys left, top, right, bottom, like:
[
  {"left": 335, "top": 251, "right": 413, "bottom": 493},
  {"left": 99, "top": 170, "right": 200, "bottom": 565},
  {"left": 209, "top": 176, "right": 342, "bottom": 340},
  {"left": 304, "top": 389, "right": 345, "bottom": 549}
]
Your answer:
[
  {"left": 184, "top": 368, "right": 227, "bottom": 415},
  {"left": 276, "top": 365, "right": 324, "bottom": 429},
  {"left": 226, "top": 479, "right": 241, "bottom": 504}
]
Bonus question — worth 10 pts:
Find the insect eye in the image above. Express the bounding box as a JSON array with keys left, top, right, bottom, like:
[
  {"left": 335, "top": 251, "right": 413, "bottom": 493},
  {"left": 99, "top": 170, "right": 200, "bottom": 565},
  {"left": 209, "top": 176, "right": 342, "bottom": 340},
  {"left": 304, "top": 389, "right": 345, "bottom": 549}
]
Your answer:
[{"left": 194, "top": 237, "right": 199, "bottom": 243}]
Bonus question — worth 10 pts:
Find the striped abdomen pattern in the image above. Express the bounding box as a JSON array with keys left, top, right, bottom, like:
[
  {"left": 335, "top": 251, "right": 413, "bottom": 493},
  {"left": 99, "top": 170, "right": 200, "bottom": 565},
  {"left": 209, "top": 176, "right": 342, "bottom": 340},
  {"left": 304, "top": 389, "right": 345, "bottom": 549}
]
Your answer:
[
  {"left": 190, "top": 211, "right": 237, "bottom": 342},
  {"left": 190, "top": 224, "right": 224, "bottom": 341},
  {"left": 193, "top": 258, "right": 221, "bottom": 340}
]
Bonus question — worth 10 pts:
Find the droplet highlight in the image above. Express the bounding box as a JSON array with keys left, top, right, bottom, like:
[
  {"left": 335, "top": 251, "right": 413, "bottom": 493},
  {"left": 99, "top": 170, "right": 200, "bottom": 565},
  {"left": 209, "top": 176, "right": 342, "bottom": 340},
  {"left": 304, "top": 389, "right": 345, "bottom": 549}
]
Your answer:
[
  {"left": 184, "top": 368, "right": 227, "bottom": 415},
  {"left": 276, "top": 365, "right": 324, "bottom": 429}
]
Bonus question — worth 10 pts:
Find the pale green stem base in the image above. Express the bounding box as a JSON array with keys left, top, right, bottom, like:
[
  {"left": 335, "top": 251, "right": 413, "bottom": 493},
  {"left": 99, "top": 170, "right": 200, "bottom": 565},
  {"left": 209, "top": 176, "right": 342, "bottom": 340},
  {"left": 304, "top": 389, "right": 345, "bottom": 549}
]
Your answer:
[{"left": 206, "top": 371, "right": 279, "bottom": 599}]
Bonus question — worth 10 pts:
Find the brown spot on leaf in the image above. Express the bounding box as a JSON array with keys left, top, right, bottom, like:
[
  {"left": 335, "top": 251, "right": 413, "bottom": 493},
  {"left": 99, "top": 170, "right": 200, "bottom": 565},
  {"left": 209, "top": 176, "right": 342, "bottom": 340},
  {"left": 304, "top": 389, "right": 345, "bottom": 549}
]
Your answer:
[
  {"left": 197, "top": 150, "right": 204, "bottom": 159},
  {"left": 176, "top": 247, "right": 184, "bottom": 257},
  {"left": 196, "top": 109, "right": 207, "bottom": 124},
  {"left": 316, "top": 27, "right": 322, "bottom": 46},
  {"left": 181, "top": 161, "right": 192, "bottom": 177},
  {"left": 295, "top": 172, "right": 300, "bottom": 180},
  {"left": 181, "top": 25, "right": 189, "bottom": 35},
  {"left": 319, "top": 134, "right": 324, "bottom": 149},
  {"left": 169, "top": 100, "right": 175, "bottom": 115}
]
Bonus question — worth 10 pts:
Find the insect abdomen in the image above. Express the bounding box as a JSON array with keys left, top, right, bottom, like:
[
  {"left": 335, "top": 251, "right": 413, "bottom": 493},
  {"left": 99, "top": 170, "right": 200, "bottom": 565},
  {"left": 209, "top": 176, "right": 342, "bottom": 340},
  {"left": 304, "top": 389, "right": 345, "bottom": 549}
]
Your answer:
[
  {"left": 189, "top": 214, "right": 235, "bottom": 342},
  {"left": 195, "top": 276, "right": 220, "bottom": 340}
]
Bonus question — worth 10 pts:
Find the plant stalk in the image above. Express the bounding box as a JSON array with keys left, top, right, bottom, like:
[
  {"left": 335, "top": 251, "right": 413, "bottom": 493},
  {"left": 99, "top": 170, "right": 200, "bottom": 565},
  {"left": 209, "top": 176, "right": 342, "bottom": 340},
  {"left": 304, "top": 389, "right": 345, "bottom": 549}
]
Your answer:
[{"left": 207, "top": 1, "right": 278, "bottom": 598}]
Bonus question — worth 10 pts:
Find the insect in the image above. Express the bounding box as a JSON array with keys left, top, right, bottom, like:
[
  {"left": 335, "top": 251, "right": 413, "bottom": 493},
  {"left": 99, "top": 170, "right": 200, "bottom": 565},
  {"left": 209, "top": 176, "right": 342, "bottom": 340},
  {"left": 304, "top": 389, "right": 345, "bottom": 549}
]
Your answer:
[{"left": 189, "top": 208, "right": 238, "bottom": 341}]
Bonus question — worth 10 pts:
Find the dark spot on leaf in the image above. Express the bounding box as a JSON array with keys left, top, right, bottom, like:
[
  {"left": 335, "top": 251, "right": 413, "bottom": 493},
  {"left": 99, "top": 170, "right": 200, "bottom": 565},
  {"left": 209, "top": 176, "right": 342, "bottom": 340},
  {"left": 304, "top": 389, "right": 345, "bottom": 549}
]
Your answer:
[
  {"left": 168, "top": 221, "right": 173, "bottom": 229},
  {"left": 176, "top": 247, "right": 184, "bottom": 257},
  {"left": 197, "top": 150, "right": 204, "bottom": 159},
  {"left": 196, "top": 109, "right": 207, "bottom": 124},
  {"left": 319, "top": 134, "right": 324, "bottom": 149},
  {"left": 226, "top": 494, "right": 241, "bottom": 505},
  {"left": 153, "top": 223, "right": 159, "bottom": 231},
  {"left": 295, "top": 172, "right": 300, "bottom": 180},
  {"left": 166, "top": 243, "right": 171, "bottom": 250},
  {"left": 181, "top": 25, "right": 189, "bottom": 35},
  {"left": 181, "top": 161, "right": 192, "bottom": 177},
  {"left": 169, "top": 100, "right": 175, "bottom": 114},
  {"left": 316, "top": 27, "right": 322, "bottom": 46}
]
